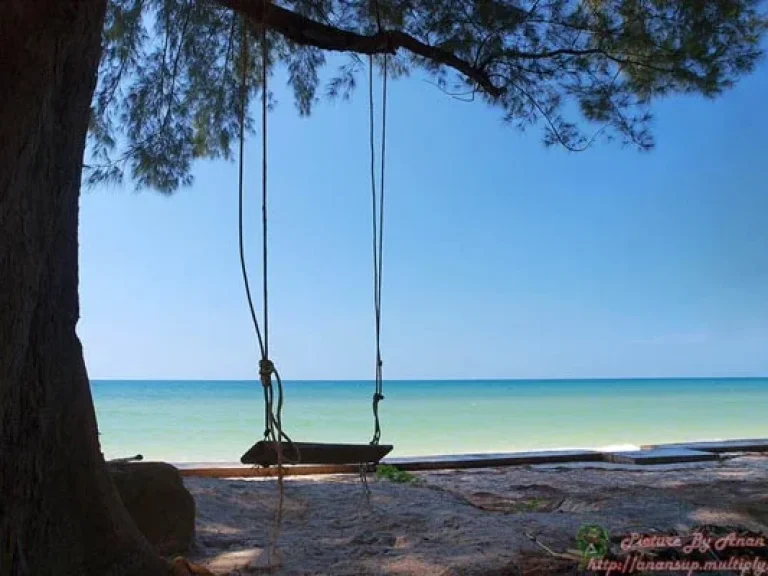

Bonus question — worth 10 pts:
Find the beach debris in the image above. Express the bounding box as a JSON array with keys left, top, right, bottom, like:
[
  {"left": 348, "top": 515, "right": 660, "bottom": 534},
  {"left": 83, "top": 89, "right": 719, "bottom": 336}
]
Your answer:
[
  {"left": 555, "top": 497, "right": 602, "bottom": 513},
  {"left": 524, "top": 531, "right": 581, "bottom": 562}
]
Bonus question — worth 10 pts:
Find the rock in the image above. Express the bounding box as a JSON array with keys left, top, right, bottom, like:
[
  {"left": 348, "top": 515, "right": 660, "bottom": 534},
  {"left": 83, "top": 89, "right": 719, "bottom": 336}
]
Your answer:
[{"left": 109, "top": 461, "right": 195, "bottom": 556}]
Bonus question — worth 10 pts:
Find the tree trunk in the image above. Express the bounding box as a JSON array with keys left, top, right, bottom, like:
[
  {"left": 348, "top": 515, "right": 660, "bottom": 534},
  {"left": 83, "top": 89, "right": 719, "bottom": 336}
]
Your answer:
[{"left": 0, "top": 3, "right": 167, "bottom": 575}]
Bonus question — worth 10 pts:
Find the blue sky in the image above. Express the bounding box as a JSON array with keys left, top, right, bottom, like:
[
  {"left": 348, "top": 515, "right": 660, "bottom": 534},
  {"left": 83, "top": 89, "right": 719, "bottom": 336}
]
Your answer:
[{"left": 79, "top": 53, "right": 768, "bottom": 380}]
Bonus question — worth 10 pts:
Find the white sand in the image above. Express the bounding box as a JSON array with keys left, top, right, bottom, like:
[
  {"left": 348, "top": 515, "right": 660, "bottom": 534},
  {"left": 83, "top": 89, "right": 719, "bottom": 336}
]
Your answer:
[{"left": 185, "top": 454, "right": 768, "bottom": 575}]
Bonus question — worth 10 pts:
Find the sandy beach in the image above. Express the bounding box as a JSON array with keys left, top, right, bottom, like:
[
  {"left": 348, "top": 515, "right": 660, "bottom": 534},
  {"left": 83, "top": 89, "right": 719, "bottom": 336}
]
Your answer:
[{"left": 183, "top": 454, "right": 768, "bottom": 575}]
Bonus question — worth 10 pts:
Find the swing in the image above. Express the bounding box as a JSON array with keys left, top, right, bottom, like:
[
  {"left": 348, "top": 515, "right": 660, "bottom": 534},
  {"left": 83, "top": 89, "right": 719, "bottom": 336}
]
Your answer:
[
  {"left": 241, "top": 442, "right": 393, "bottom": 467},
  {"left": 237, "top": 21, "right": 393, "bottom": 468}
]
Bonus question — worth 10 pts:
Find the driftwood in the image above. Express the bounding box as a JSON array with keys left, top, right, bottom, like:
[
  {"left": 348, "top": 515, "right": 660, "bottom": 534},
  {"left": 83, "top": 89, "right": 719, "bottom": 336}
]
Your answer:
[{"left": 108, "top": 454, "right": 143, "bottom": 463}]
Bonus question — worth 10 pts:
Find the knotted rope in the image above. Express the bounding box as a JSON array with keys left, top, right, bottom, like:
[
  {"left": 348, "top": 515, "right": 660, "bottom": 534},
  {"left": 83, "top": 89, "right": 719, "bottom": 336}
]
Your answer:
[
  {"left": 236, "top": 4, "right": 298, "bottom": 565},
  {"left": 368, "top": 50, "right": 388, "bottom": 446}
]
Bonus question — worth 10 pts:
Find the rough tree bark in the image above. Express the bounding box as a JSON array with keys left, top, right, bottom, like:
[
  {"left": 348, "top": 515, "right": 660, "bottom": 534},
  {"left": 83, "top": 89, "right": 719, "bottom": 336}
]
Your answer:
[{"left": 0, "top": 2, "right": 166, "bottom": 575}]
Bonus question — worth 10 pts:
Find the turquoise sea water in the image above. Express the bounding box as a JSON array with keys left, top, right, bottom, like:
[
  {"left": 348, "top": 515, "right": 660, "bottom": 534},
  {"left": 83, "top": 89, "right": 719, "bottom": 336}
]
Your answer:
[{"left": 91, "top": 378, "right": 768, "bottom": 462}]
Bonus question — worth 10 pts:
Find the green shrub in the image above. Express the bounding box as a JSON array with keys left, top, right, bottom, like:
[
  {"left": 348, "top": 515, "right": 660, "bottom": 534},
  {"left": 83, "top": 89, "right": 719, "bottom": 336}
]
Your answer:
[{"left": 375, "top": 464, "right": 418, "bottom": 483}]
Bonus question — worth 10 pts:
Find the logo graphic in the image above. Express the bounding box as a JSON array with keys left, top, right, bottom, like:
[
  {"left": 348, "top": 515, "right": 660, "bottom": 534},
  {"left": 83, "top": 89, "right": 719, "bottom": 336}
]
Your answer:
[{"left": 576, "top": 524, "right": 610, "bottom": 567}]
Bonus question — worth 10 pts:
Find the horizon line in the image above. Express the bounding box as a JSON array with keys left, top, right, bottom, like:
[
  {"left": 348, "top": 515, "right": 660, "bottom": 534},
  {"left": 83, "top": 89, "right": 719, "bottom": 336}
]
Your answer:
[{"left": 89, "top": 375, "right": 768, "bottom": 382}]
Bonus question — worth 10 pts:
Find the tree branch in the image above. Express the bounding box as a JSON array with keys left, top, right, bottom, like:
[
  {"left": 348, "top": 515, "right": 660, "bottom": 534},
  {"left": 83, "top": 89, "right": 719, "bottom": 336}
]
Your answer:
[{"left": 213, "top": 0, "right": 505, "bottom": 98}]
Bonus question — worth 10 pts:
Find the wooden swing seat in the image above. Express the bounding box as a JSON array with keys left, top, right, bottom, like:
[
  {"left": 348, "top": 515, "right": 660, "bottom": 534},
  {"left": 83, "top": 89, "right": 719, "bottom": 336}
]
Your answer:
[{"left": 241, "top": 441, "right": 393, "bottom": 467}]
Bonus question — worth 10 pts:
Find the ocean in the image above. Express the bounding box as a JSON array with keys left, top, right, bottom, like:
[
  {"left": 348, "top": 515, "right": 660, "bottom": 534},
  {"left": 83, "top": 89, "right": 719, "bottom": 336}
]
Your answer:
[{"left": 91, "top": 378, "right": 768, "bottom": 463}]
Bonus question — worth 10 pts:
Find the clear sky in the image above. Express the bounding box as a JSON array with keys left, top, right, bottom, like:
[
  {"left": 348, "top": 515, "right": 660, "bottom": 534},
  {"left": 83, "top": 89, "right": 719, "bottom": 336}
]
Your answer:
[{"left": 79, "top": 53, "right": 768, "bottom": 381}]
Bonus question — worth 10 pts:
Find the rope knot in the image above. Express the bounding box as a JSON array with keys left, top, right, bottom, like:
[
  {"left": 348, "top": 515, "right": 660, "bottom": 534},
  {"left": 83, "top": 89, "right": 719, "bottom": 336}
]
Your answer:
[
  {"left": 373, "top": 392, "right": 385, "bottom": 402},
  {"left": 259, "top": 358, "right": 275, "bottom": 382}
]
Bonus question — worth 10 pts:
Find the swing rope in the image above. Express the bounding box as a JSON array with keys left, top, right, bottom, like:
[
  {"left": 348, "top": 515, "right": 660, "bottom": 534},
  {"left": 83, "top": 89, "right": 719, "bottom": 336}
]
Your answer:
[
  {"left": 237, "top": 5, "right": 292, "bottom": 564},
  {"left": 237, "top": 7, "right": 293, "bottom": 452},
  {"left": 238, "top": 0, "right": 389, "bottom": 534},
  {"left": 258, "top": 8, "right": 292, "bottom": 560},
  {"left": 368, "top": 51, "right": 388, "bottom": 446}
]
